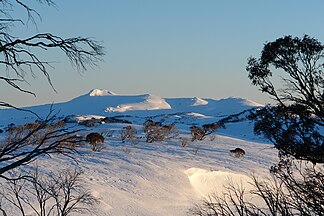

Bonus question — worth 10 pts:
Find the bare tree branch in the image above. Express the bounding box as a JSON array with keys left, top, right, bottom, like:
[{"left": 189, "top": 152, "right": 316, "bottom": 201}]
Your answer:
[{"left": 0, "top": 0, "right": 104, "bottom": 97}]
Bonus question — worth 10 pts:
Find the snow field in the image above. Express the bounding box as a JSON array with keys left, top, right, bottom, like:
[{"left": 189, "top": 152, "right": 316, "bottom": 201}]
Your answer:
[{"left": 0, "top": 89, "right": 279, "bottom": 215}]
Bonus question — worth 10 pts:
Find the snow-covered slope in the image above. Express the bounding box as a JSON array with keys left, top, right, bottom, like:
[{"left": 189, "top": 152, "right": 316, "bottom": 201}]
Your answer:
[
  {"left": 0, "top": 89, "right": 274, "bottom": 216},
  {"left": 31, "top": 133, "right": 276, "bottom": 216}
]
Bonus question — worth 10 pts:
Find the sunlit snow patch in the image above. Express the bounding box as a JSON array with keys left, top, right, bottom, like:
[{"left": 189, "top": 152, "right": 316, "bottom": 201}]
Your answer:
[
  {"left": 89, "top": 89, "right": 117, "bottom": 96},
  {"left": 186, "top": 112, "right": 212, "bottom": 118},
  {"left": 185, "top": 168, "right": 251, "bottom": 197},
  {"left": 241, "top": 99, "right": 263, "bottom": 107},
  {"left": 192, "top": 97, "right": 208, "bottom": 106},
  {"left": 76, "top": 115, "right": 105, "bottom": 121},
  {"left": 105, "top": 94, "right": 171, "bottom": 112}
]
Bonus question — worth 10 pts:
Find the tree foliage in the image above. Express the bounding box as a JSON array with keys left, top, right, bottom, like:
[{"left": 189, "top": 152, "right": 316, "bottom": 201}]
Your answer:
[
  {"left": 246, "top": 35, "right": 324, "bottom": 163},
  {"left": 190, "top": 35, "right": 324, "bottom": 216},
  {"left": 246, "top": 35, "right": 323, "bottom": 118}
]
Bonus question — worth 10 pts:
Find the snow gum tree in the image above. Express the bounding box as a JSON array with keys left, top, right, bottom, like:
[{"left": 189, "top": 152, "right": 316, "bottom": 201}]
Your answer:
[
  {"left": 246, "top": 35, "right": 323, "bottom": 163},
  {"left": 190, "top": 35, "right": 324, "bottom": 216}
]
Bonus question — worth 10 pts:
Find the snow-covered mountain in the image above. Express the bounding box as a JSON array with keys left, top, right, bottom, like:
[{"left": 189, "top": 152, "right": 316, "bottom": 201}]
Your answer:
[
  {"left": 0, "top": 89, "right": 277, "bottom": 216},
  {"left": 0, "top": 89, "right": 263, "bottom": 125}
]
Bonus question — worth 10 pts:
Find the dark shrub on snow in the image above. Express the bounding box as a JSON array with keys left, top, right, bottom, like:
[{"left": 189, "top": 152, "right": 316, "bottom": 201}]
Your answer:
[{"left": 86, "top": 132, "right": 104, "bottom": 151}]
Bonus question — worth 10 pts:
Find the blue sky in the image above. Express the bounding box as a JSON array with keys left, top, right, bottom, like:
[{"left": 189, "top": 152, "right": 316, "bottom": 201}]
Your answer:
[{"left": 2, "top": 0, "right": 324, "bottom": 107}]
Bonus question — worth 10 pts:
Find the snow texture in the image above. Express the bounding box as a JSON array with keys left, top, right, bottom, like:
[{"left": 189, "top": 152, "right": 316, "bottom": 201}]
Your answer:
[{"left": 0, "top": 89, "right": 277, "bottom": 216}]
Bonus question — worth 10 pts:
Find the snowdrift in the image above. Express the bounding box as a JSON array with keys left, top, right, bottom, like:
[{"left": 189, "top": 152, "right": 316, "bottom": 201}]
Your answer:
[{"left": 185, "top": 168, "right": 252, "bottom": 197}]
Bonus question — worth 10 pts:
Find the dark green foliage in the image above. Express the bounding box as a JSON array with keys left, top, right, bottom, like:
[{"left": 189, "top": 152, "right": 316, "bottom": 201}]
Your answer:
[
  {"left": 247, "top": 35, "right": 324, "bottom": 119},
  {"left": 190, "top": 34, "right": 324, "bottom": 216},
  {"left": 249, "top": 105, "right": 324, "bottom": 163},
  {"left": 247, "top": 35, "right": 324, "bottom": 163}
]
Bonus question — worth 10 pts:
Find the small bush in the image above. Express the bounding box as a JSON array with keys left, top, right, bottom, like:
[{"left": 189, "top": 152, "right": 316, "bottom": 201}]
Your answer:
[
  {"left": 5, "top": 122, "right": 42, "bottom": 145},
  {"left": 86, "top": 132, "right": 104, "bottom": 152},
  {"left": 4, "top": 120, "right": 73, "bottom": 147},
  {"left": 202, "top": 123, "right": 222, "bottom": 134},
  {"left": 79, "top": 119, "right": 101, "bottom": 127},
  {"left": 145, "top": 122, "right": 178, "bottom": 143},
  {"left": 145, "top": 127, "right": 168, "bottom": 143},
  {"left": 44, "top": 120, "right": 66, "bottom": 131},
  {"left": 190, "top": 126, "right": 206, "bottom": 142},
  {"left": 230, "top": 148, "right": 245, "bottom": 157},
  {"left": 143, "top": 120, "right": 162, "bottom": 133},
  {"left": 120, "top": 125, "right": 139, "bottom": 144}
]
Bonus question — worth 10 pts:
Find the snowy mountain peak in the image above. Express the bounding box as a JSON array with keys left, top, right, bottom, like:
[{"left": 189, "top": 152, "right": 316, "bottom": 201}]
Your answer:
[
  {"left": 89, "top": 89, "right": 117, "bottom": 96},
  {"left": 192, "top": 97, "right": 208, "bottom": 106}
]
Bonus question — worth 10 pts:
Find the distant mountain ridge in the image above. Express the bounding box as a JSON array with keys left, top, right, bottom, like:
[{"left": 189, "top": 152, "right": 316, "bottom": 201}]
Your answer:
[{"left": 0, "top": 89, "right": 263, "bottom": 125}]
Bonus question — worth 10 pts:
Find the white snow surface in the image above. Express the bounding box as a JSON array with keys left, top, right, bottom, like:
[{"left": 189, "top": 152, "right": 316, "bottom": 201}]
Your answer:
[
  {"left": 185, "top": 168, "right": 253, "bottom": 197},
  {"left": 105, "top": 94, "right": 171, "bottom": 112},
  {"left": 0, "top": 89, "right": 278, "bottom": 216},
  {"left": 89, "top": 89, "right": 117, "bottom": 96},
  {"left": 191, "top": 97, "right": 208, "bottom": 106}
]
